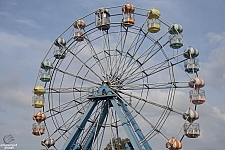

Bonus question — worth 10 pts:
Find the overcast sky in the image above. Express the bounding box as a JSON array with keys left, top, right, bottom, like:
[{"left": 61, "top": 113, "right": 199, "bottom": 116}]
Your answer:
[{"left": 0, "top": 0, "right": 225, "bottom": 150}]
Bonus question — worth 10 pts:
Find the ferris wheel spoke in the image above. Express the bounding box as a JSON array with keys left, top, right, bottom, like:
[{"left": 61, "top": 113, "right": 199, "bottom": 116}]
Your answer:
[
  {"left": 84, "top": 38, "right": 106, "bottom": 78},
  {"left": 102, "top": 31, "right": 113, "bottom": 76},
  {"left": 116, "top": 29, "right": 151, "bottom": 81},
  {"left": 67, "top": 39, "right": 85, "bottom": 54},
  {"left": 69, "top": 51, "right": 104, "bottom": 82},
  {"left": 117, "top": 33, "right": 146, "bottom": 77},
  {"left": 111, "top": 28, "right": 142, "bottom": 77},
  {"left": 54, "top": 56, "right": 78, "bottom": 129},
  {"left": 110, "top": 93, "right": 160, "bottom": 140},
  {"left": 118, "top": 43, "right": 159, "bottom": 81},
  {"left": 112, "top": 41, "right": 160, "bottom": 84},
  {"left": 111, "top": 81, "right": 189, "bottom": 90},
  {"left": 55, "top": 67, "right": 101, "bottom": 85},
  {"left": 120, "top": 42, "right": 168, "bottom": 82},
  {"left": 113, "top": 58, "right": 168, "bottom": 85},
  {"left": 114, "top": 89, "right": 183, "bottom": 115},
  {"left": 111, "top": 29, "right": 156, "bottom": 79},
  {"left": 117, "top": 31, "right": 170, "bottom": 82},
  {"left": 110, "top": 49, "right": 124, "bottom": 79},
  {"left": 50, "top": 100, "right": 91, "bottom": 141},
  {"left": 112, "top": 91, "right": 177, "bottom": 143},
  {"left": 110, "top": 25, "right": 135, "bottom": 79},
  {"left": 45, "top": 98, "right": 89, "bottom": 119},
  {"left": 110, "top": 25, "right": 123, "bottom": 77},
  {"left": 100, "top": 30, "right": 111, "bottom": 79},
  {"left": 122, "top": 58, "right": 186, "bottom": 85},
  {"left": 111, "top": 57, "right": 144, "bottom": 85},
  {"left": 47, "top": 86, "right": 92, "bottom": 93},
  {"left": 112, "top": 27, "right": 129, "bottom": 77},
  {"left": 54, "top": 101, "right": 107, "bottom": 143}
]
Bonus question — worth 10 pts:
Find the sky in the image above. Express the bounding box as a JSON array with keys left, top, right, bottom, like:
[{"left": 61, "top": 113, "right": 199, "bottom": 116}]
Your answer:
[{"left": 0, "top": 0, "right": 225, "bottom": 150}]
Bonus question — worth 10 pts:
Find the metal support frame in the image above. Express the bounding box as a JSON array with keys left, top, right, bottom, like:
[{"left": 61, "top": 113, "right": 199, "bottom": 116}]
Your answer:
[
  {"left": 111, "top": 98, "right": 142, "bottom": 150},
  {"left": 83, "top": 102, "right": 109, "bottom": 149},
  {"left": 118, "top": 98, "right": 152, "bottom": 150},
  {"left": 61, "top": 100, "right": 98, "bottom": 150},
  {"left": 61, "top": 83, "right": 151, "bottom": 150}
]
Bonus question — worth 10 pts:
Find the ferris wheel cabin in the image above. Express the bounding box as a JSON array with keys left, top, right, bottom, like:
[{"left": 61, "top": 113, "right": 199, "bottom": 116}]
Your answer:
[
  {"left": 41, "top": 137, "right": 55, "bottom": 149},
  {"left": 32, "top": 84, "right": 46, "bottom": 108},
  {"left": 32, "top": 95, "right": 45, "bottom": 108},
  {"left": 54, "top": 37, "right": 67, "bottom": 59},
  {"left": 32, "top": 123, "right": 45, "bottom": 136},
  {"left": 184, "top": 123, "right": 200, "bottom": 138},
  {"left": 184, "top": 58, "right": 200, "bottom": 74},
  {"left": 95, "top": 7, "right": 110, "bottom": 30},
  {"left": 189, "top": 89, "right": 206, "bottom": 105},
  {"left": 73, "top": 19, "right": 86, "bottom": 41},
  {"left": 122, "top": 3, "right": 135, "bottom": 27},
  {"left": 147, "top": 8, "right": 161, "bottom": 33},
  {"left": 40, "top": 60, "right": 52, "bottom": 82},
  {"left": 168, "top": 23, "right": 183, "bottom": 49}
]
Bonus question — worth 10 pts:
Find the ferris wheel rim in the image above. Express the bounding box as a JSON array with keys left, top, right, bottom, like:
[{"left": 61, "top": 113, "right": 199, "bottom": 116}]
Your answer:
[{"left": 31, "top": 4, "right": 203, "bottom": 150}]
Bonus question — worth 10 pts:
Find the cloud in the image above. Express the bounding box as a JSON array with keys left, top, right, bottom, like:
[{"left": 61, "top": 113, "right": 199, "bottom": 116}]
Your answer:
[
  {"left": 0, "top": 30, "right": 51, "bottom": 52},
  {"left": 200, "top": 32, "right": 225, "bottom": 90},
  {"left": 207, "top": 32, "right": 225, "bottom": 44},
  {"left": 9, "top": 2, "right": 17, "bottom": 6},
  {"left": 0, "top": 11, "right": 11, "bottom": 17},
  {"left": 193, "top": 103, "right": 225, "bottom": 149},
  {"left": 0, "top": 10, "right": 41, "bottom": 30},
  {"left": 125, "top": 87, "right": 225, "bottom": 149},
  {"left": 0, "top": 30, "right": 52, "bottom": 108},
  {"left": 14, "top": 18, "right": 41, "bottom": 29}
]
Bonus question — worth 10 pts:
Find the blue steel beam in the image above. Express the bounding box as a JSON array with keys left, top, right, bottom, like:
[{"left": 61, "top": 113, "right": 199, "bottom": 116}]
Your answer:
[
  {"left": 61, "top": 100, "right": 98, "bottom": 150},
  {"left": 118, "top": 98, "right": 153, "bottom": 150},
  {"left": 111, "top": 98, "right": 142, "bottom": 150},
  {"left": 83, "top": 102, "right": 109, "bottom": 149}
]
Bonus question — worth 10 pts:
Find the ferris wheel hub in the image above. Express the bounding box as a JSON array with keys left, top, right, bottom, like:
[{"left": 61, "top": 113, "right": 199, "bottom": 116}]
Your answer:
[
  {"left": 103, "top": 80, "right": 110, "bottom": 86},
  {"left": 87, "top": 83, "right": 116, "bottom": 100}
]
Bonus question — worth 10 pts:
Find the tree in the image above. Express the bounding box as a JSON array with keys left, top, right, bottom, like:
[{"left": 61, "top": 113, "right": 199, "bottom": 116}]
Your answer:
[{"left": 104, "top": 137, "right": 131, "bottom": 150}]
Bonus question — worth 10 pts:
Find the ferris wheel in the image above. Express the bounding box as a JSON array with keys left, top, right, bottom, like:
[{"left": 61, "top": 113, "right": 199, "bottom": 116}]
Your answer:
[{"left": 31, "top": 3, "right": 206, "bottom": 150}]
